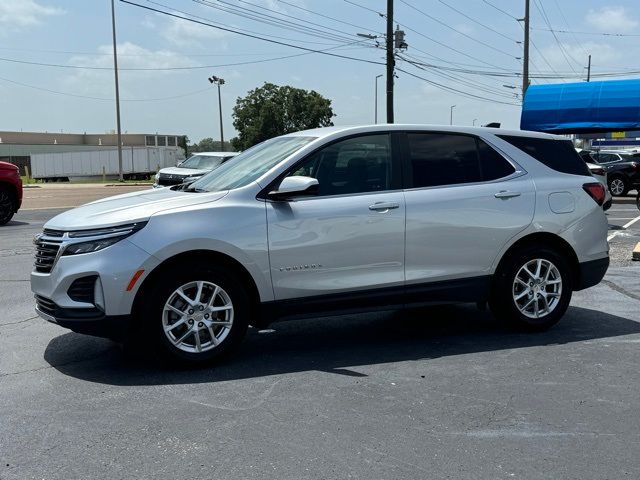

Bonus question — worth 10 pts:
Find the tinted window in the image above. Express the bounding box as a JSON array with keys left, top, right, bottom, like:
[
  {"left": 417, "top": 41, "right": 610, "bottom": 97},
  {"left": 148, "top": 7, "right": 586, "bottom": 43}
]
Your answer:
[
  {"left": 498, "top": 135, "right": 590, "bottom": 176},
  {"left": 288, "top": 134, "right": 392, "bottom": 196},
  {"left": 478, "top": 140, "right": 516, "bottom": 180},
  {"left": 407, "top": 133, "right": 481, "bottom": 188}
]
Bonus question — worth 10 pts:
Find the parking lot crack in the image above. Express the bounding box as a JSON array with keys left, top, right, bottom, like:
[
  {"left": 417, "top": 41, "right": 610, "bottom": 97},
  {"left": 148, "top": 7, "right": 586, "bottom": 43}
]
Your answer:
[
  {"left": 601, "top": 279, "right": 640, "bottom": 302},
  {"left": 0, "top": 315, "right": 39, "bottom": 327}
]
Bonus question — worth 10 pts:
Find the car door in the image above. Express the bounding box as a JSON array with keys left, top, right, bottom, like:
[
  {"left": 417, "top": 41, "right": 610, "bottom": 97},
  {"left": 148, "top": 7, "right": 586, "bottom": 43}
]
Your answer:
[
  {"left": 402, "top": 132, "right": 535, "bottom": 294},
  {"left": 266, "top": 132, "right": 406, "bottom": 304}
]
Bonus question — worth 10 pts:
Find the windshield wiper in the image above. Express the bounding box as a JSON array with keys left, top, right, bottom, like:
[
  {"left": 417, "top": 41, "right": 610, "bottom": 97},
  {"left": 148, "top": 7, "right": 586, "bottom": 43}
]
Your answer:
[{"left": 183, "top": 186, "right": 209, "bottom": 193}]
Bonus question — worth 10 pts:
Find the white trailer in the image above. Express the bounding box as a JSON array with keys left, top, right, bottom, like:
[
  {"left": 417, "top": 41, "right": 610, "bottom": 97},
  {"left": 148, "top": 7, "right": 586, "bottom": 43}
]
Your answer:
[{"left": 30, "top": 147, "right": 183, "bottom": 181}]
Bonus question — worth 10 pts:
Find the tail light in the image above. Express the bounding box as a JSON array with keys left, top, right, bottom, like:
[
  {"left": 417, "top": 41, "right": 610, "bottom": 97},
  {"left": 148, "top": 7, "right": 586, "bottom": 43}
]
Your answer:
[
  {"left": 583, "top": 182, "right": 605, "bottom": 206},
  {"left": 589, "top": 167, "right": 605, "bottom": 176}
]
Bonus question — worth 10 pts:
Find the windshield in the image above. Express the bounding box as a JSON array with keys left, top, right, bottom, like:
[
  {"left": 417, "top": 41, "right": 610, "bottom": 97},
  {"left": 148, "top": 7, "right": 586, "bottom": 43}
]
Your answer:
[
  {"left": 190, "top": 136, "right": 316, "bottom": 192},
  {"left": 180, "top": 155, "right": 230, "bottom": 170}
]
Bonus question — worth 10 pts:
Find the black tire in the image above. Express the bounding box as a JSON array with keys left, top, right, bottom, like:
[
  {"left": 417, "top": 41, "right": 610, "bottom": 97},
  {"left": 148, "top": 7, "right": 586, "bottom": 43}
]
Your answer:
[
  {"left": 489, "top": 246, "right": 573, "bottom": 331},
  {"left": 608, "top": 176, "right": 629, "bottom": 197},
  {"left": 139, "top": 262, "right": 250, "bottom": 366},
  {"left": 0, "top": 185, "right": 16, "bottom": 226}
]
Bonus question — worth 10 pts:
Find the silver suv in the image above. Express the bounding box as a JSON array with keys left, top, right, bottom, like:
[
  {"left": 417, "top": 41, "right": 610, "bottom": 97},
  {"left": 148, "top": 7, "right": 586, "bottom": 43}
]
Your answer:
[{"left": 31, "top": 126, "right": 609, "bottom": 365}]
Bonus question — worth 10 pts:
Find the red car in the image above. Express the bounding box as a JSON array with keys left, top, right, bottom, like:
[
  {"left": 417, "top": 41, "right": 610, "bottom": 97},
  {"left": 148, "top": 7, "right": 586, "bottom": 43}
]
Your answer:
[{"left": 0, "top": 161, "right": 23, "bottom": 225}]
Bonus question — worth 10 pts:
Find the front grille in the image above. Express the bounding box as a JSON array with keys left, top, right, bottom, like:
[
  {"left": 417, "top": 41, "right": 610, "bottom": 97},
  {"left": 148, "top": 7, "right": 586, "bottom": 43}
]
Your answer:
[
  {"left": 34, "top": 239, "right": 62, "bottom": 273},
  {"left": 67, "top": 276, "right": 97, "bottom": 304},
  {"left": 158, "top": 173, "right": 187, "bottom": 186},
  {"left": 35, "top": 295, "right": 57, "bottom": 316}
]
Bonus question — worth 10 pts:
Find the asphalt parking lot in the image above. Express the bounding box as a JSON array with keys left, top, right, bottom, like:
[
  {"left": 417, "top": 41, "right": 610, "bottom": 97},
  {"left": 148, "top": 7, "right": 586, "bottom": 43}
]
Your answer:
[{"left": 1, "top": 187, "right": 639, "bottom": 479}]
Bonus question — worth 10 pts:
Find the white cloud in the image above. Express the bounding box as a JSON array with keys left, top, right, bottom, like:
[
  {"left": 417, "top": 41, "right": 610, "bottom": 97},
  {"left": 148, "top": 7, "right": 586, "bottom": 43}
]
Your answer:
[
  {"left": 0, "top": 0, "right": 63, "bottom": 30},
  {"left": 534, "top": 41, "right": 621, "bottom": 75},
  {"left": 162, "top": 16, "right": 227, "bottom": 47},
  {"left": 586, "top": 6, "right": 638, "bottom": 33},
  {"left": 63, "top": 42, "right": 201, "bottom": 98}
]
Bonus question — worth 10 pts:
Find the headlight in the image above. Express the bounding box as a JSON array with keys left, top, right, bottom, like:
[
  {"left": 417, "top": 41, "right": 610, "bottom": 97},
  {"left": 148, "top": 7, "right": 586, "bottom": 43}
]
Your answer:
[{"left": 62, "top": 222, "right": 146, "bottom": 256}]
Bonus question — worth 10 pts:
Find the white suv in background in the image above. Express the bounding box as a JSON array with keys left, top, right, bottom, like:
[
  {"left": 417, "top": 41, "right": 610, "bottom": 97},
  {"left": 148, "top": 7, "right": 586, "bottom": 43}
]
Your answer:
[
  {"left": 31, "top": 125, "right": 609, "bottom": 366},
  {"left": 153, "top": 151, "right": 238, "bottom": 188}
]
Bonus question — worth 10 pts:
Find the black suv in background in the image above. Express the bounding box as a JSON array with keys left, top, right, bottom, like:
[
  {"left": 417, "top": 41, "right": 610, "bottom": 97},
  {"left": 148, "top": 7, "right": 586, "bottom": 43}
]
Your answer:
[{"left": 578, "top": 150, "right": 640, "bottom": 196}]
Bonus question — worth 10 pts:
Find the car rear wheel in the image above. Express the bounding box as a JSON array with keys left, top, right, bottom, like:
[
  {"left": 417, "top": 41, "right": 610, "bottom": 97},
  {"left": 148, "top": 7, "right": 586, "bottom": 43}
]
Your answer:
[
  {"left": 0, "top": 186, "right": 16, "bottom": 225},
  {"left": 608, "top": 176, "right": 628, "bottom": 196},
  {"left": 141, "top": 263, "right": 250, "bottom": 366},
  {"left": 489, "top": 246, "right": 572, "bottom": 331}
]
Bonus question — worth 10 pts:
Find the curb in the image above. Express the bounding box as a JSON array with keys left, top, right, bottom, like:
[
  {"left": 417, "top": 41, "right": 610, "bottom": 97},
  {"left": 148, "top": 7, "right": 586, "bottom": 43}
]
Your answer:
[
  {"left": 633, "top": 243, "right": 640, "bottom": 261},
  {"left": 104, "top": 183, "right": 153, "bottom": 187},
  {"left": 22, "top": 185, "right": 41, "bottom": 189}
]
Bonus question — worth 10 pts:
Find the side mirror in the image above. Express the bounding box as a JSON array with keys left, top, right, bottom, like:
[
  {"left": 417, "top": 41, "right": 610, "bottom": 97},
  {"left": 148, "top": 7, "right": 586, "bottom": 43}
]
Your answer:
[{"left": 268, "top": 176, "right": 319, "bottom": 200}]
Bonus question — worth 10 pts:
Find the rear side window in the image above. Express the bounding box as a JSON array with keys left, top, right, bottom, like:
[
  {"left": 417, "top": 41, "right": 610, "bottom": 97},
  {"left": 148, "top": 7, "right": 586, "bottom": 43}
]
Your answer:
[
  {"left": 406, "top": 134, "right": 515, "bottom": 188},
  {"left": 498, "top": 135, "right": 589, "bottom": 176},
  {"left": 478, "top": 139, "right": 516, "bottom": 180},
  {"left": 407, "top": 133, "right": 481, "bottom": 187}
]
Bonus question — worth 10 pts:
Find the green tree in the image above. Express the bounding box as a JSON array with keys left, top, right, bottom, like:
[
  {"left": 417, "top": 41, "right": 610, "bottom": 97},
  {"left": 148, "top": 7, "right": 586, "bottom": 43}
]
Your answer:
[
  {"left": 189, "top": 137, "right": 233, "bottom": 153},
  {"left": 231, "top": 82, "right": 335, "bottom": 151},
  {"left": 178, "top": 135, "right": 189, "bottom": 157}
]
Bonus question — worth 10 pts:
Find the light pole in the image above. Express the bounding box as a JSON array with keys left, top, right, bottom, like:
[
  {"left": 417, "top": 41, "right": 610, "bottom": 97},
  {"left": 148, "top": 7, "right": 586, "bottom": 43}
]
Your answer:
[
  {"left": 208, "top": 75, "right": 225, "bottom": 151},
  {"left": 473, "top": 118, "right": 478, "bottom": 126},
  {"left": 374, "top": 74, "right": 383, "bottom": 124},
  {"left": 110, "top": 0, "right": 123, "bottom": 181},
  {"left": 450, "top": 105, "right": 456, "bottom": 125}
]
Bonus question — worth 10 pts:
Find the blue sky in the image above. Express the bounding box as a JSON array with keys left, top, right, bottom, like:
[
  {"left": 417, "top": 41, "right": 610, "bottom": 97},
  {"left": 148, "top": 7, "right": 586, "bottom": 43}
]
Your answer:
[{"left": 0, "top": 0, "right": 639, "bottom": 143}]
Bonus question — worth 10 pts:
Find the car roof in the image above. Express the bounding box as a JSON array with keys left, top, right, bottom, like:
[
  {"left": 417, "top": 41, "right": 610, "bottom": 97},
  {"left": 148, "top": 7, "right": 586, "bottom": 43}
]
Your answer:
[
  {"left": 192, "top": 151, "right": 238, "bottom": 156},
  {"left": 284, "top": 124, "right": 566, "bottom": 140}
]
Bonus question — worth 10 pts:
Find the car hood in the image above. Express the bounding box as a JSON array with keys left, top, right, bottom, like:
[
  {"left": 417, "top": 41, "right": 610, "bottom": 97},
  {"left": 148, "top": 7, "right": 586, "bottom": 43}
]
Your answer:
[
  {"left": 45, "top": 187, "right": 228, "bottom": 231},
  {"left": 159, "top": 166, "right": 209, "bottom": 176}
]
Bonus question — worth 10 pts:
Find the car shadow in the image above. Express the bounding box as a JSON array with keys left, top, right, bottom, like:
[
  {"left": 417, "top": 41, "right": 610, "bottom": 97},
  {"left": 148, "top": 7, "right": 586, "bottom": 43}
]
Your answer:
[
  {"left": 3, "top": 220, "right": 29, "bottom": 226},
  {"left": 44, "top": 304, "right": 640, "bottom": 386}
]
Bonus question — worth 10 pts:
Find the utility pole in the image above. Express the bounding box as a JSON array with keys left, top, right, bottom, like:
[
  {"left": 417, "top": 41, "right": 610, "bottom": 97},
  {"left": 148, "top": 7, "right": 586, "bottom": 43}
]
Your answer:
[
  {"left": 450, "top": 105, "right": 456, "bottom": 125},
  {"left": 586, "top": 54, "right": 592, "bottom": 82},
  {"left": 375, "top": 74, "right": 383, "bottom": 123},
  {"left": 521, "top": 0, "right": 530, "bottom": 97},
  {"left": 110, "top": 0, "right": 123, "bottom": 181},
  {"left": 208, "top": 75, "right": 225, "bottom": 151},
  {"left": 386, "top": 0, "right": 394, "bottom": 123}
]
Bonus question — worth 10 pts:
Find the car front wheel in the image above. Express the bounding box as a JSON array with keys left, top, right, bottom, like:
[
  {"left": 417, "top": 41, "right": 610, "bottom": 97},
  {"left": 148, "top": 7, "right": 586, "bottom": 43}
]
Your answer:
[
  {"left": 141, "top": 263, "right": 250, "bottom": 366},
  {"left": 490, "top": 246, "right": 572, "bottom": 331}
]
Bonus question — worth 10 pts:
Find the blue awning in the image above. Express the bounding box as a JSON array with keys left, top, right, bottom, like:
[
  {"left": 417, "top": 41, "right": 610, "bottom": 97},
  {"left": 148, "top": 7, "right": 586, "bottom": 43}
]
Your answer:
[{"left": 520, "top": 79, "right": 640, "bottom": 134}]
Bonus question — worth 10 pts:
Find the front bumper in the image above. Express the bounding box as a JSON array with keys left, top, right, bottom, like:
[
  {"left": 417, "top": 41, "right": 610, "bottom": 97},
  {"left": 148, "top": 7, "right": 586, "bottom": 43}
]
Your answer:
[
  {"left": 30, "top": 237, "right": 159, "bottom": 317},
  {"left": 575, "top": 257, "right": 609, "bottom": 291},
  {"left": 35, "top": 298, "right": 130, "bottom": 339}
]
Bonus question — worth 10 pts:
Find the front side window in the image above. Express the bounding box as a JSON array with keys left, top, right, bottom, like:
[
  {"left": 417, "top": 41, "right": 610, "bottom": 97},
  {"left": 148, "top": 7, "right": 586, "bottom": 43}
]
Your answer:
[
  {"left": 408, "top": 133, "right": 481, "bottom": 188},
  {"left": 287, "top": 134, "right": 392, "bottom": 196}
]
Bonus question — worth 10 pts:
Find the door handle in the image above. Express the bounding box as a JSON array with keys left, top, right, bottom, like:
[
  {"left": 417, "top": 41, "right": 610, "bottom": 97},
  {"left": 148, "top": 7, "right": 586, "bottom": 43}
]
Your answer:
[
  {"left": 369, "top": 202, "right": 400, "bottom": 212},
  {"left": 494, "top": 191, "right": 521, "bottom": 199}
]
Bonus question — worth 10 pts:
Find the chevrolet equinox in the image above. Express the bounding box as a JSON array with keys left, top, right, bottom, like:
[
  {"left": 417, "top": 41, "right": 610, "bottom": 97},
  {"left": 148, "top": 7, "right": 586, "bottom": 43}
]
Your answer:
[{"left": 31, "top": 125, "right": 609, "bottom": 365}]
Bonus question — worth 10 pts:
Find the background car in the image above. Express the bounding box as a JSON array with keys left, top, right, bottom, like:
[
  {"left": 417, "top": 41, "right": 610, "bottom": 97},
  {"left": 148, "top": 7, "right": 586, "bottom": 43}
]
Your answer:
[
  {"left": 579, "top": 149, "right": 640, "bottom": 196},
  {"left": 0, "top": 161, "right": 23, "bottom": 225},
  {"left": 154, "top": 151, "right": 238, "bottom": 187}
]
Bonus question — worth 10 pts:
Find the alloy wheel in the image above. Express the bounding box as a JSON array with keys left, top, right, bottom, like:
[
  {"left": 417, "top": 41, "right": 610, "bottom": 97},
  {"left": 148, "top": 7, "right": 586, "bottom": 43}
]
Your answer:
[
  {"left": 610, "top": 178, "right": 625, "bottom": 196},
  {"left": 162, "top": 280, "right": 234, "bottom": 353},
  {"left": 512, "top": 259, "right": 562, "bottom": 319}
]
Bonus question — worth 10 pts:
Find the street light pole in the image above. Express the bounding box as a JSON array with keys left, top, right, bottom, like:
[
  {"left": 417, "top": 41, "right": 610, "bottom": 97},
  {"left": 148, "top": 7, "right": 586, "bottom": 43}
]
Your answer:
[
  {"left": 208, "top": 75, "right": 225, "bottom": 151},
  {"left": 375, "top": 74, "right": 383, "bottom": 124},
  {"left": 473, "top": 118, "right": 478, "bottom": 126},
  {"left": 450, "top": 105, "right": 456, "bottom": 125},
  {"left": 110, "top": 0, "right": 123, "bottom": 181}
]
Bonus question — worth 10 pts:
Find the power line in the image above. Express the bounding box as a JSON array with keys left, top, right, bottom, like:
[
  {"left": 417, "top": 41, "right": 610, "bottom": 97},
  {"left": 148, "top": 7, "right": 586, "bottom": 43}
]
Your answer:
[
  {"left": 278, "top": 0, "right": 384, "bottom": 35},
  {"left": 531, "top": 26, "right": 640, "bottom": 37},
  {"left": 194, "top": 0, "right": 359, "bottom": 45},
  {"left": 396, "top": 66, "right": 520, "bottom": 106},
  {"left": 399, "top": 0, "right": 519, "bottom": 58},
  {"left": 551, "top": 0, "right": 589, "bottom": 59},
  {"left": 343, "top": 0, "right": 385, "bottom": 17},
  {"left": 0, "top": 75, "right": 211, "bottom": 102},
  {"left": 434, "top": 0, "right": 519, "bottom": 42},
  {"left": 533, "top": 0, "right": 579, "bottom": 74},
  {"left": 119, "top": 0, "right": 385, "bottom": 66},
  {"left": 481, "top": 0, "right": 518, "bottom": 20}
]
